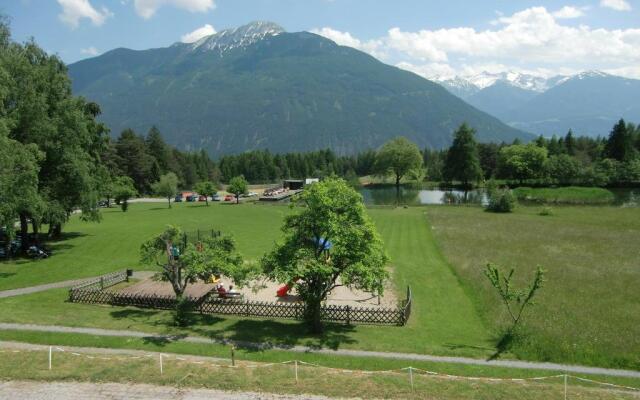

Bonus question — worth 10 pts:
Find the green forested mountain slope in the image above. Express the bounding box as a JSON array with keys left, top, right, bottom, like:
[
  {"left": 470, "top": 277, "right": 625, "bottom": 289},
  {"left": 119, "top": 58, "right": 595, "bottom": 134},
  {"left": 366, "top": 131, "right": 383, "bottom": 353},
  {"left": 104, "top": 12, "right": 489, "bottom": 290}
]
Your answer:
[{"left": 69, "top": 22, "right": 531, "bottom": 156}]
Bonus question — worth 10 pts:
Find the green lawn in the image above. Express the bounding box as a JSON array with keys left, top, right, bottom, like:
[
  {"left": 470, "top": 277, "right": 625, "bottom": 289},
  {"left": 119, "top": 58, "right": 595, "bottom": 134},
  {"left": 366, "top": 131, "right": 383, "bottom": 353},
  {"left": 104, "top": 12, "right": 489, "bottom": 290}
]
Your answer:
[
  {"left": 512, "top": 187, "right": 615, "bottom": 204},
  {"left": 0, "top": 202, "right": 289, "bottom": 291},
  {"left": 427, "top": 205, "right": 640, "bottom": 370},
  {"left": 2, "top": 202, "right": 639, "bottom": 372},
  {"left": 0, "top": 205, "right": 493, "bottom": 359}
]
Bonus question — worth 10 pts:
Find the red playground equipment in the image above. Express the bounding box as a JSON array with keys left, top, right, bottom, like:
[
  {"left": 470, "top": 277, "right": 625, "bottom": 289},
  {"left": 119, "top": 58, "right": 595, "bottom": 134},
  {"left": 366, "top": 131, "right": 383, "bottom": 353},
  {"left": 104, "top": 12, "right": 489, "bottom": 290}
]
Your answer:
[{"left": 276, "top": 278, "right": 300, "bottom": 297}]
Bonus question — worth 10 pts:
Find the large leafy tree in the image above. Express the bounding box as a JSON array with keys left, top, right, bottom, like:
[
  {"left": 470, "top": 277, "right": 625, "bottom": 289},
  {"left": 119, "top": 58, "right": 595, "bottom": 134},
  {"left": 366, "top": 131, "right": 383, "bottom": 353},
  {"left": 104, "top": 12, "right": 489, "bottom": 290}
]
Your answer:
[
  {"left": 152, "top": 172, "right": 179, "bottom": 209},
  {"left": 0, "top": 129, "right": 42, "bottom": 252},
  {"left": 261, "top": 178, "right": 388, "bottom": 333},
  {"left": 140, "top": 225, "right": 249, "bottom": 325},
  {"left": 497, "top": 144, "right": 548, "bottom": 184},
  {"left": 443, "top": 123, "right": 483, "bottom": 187},
  {"left": 375, "top": 137, "right": 423, "bottom": 193},
  {"left": 0, "top": 19, "right": 107, "bottom": 238}
]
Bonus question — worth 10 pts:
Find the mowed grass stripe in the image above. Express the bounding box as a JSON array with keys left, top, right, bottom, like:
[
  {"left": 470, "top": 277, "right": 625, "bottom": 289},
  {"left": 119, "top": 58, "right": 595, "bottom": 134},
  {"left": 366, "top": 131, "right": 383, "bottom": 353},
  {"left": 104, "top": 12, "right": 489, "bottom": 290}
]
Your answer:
[{"left": 369, "top": 208, "right": 493, "bottom": 352}]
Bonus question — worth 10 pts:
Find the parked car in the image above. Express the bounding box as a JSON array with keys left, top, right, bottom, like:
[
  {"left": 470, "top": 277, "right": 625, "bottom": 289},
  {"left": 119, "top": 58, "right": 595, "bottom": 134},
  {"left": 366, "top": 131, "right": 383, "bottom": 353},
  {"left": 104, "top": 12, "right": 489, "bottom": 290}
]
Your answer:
[
  {"left": 186, "top": 195, "right": 197, "bottom": 202},
  {"left": 97, "top": 200, "right": 109, "bottom": 208},
  {"left": 212, "top": 194, "right": 222, "bottom": 202},
  {"left": 198, "top": 195, "right": 207, "bottom": 202},
  {"left": 224, "top": 195, "right": 235, "bottom": 202},
  {"left": 174, "top": 195, "right": 183, "bottom": 202}
]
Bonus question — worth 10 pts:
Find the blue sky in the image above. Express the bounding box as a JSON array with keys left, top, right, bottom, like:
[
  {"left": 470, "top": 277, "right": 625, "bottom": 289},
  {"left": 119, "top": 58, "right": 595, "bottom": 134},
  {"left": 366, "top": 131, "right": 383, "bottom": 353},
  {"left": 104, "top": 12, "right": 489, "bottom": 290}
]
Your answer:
[{"left": 4, "top": 0, "right": 640, "bottom": 78}]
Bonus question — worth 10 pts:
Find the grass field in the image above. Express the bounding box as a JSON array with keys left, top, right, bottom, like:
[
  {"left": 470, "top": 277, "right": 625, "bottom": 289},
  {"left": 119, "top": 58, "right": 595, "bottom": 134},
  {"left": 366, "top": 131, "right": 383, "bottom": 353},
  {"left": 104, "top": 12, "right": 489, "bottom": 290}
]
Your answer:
[
  {"left": 427, "top": 205, "right": 640, "bottom": 370},
  {"left": 1, "top": 201, "right": 639, "bottom": 373},
  {"left": 513, "top": 187, "right": 615, "bottom": 204},
  {"left": 0, "top": 203, "right": 289, "bottom": 291},
  {"left": 0, "top": 204, "right": 494, "bottom": 359}
]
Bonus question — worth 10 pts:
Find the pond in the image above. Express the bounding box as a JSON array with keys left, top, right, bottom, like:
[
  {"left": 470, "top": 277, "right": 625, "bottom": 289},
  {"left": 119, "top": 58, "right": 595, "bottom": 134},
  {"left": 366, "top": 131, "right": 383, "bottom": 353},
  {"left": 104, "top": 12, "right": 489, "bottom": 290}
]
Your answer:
[
  {"left": 358, "top": 186, "right": 487, "bottom": 206},
  {"left": 358, "top": 186, "right": 640, "bottom": 207}
]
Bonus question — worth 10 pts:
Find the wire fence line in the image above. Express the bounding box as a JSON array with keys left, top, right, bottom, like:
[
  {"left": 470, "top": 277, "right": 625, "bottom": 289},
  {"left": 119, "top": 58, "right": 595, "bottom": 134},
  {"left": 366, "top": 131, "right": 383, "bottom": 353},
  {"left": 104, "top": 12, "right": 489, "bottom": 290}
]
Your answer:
[{"left": 1, "top": 346, "right": 638, "bottom": 396}]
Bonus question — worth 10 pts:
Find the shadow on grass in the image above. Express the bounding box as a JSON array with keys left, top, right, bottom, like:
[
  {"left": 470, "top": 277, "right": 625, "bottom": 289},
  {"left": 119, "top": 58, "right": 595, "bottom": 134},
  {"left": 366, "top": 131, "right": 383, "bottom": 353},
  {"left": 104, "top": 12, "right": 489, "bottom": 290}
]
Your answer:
[
  {"left": 488, "top": 330, "right": 517, "bottom": 361},
  {"left": 443, "top": 342, "right": 496, "bottom": 352},
  {"left": 187, "top": 317, "right": 357, "bottom": 352},
  {"left": 105, "top": 304, "right": 358, "bottom": 351},
  {"left": 0, "top": 272, "right": 16, "bottom": 278}
]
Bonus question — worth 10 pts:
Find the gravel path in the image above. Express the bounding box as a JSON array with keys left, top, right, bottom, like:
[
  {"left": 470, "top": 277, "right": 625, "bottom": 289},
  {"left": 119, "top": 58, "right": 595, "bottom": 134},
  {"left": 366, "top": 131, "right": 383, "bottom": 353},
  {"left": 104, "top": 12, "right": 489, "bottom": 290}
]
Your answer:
[
  {"left": 0, "top": 381, "right": 336, "bottom": 400},
  {"left": 0, "top": 271, "right": 155, "bottom": 299},
  {"left": 1, "top": 323, "right": 639, "bottom": 378}
]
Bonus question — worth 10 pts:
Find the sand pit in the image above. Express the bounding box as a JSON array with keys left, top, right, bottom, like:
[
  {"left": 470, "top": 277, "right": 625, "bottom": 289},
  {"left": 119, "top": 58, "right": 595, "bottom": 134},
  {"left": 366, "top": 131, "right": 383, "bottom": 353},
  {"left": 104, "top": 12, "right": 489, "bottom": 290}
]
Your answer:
[
  {"left": 116, "top": 276, "right": 399, "bottom": 309},
  {"left": 217, "top": 277, "right": 399, "bottom": 309},
  {"left": 116, "top": 279, "right": 215, "bottom": 300}
]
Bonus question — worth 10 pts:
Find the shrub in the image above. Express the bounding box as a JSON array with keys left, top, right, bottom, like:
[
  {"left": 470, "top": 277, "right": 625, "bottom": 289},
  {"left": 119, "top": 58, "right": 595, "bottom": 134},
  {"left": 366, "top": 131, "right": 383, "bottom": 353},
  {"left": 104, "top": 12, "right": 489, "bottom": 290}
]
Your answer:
[
  {"left": 485, "top": 180, "right": 516, "bottom": 213},
  {"left": 539, "top": 206, "right": 554, "bottom": 216}
]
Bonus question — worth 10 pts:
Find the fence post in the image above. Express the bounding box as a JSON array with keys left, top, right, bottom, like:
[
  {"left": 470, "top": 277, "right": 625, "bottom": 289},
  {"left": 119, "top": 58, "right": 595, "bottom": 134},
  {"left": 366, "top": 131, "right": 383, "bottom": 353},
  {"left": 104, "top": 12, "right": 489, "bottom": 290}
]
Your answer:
[
  {"left": 231, "top": 346, "right": 235, "bottom": 367},
  {"left": 409, "top": 367, "right": 414, "bottom": 391},
  {"left": 564, "top": 374, "right": 567, "bottom": 400},
  {"left": 245, "top": 302, "right": 250, "bottom": 317},
  {"left": 295, "top": 360, "right": 299, "bottom": 384},
  {"left": 48, "top": 346, "right": 52, "bottom": 370},
  {"left": 160, "top": 353, "right": 163, "bottom": 375},
  {"left": 100, "top": 277, "right": 104, "bottom": 290},
  {"left": 346, "top": 305, "right": 351, "bottom": 325}
]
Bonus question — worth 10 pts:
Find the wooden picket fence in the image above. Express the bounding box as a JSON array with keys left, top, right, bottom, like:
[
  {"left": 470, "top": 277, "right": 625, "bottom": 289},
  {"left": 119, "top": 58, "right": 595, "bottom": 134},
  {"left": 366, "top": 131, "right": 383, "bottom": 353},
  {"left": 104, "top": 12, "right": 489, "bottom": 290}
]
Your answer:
[{"left": 69, "top": 271, "right": 412, "bottom": 326}]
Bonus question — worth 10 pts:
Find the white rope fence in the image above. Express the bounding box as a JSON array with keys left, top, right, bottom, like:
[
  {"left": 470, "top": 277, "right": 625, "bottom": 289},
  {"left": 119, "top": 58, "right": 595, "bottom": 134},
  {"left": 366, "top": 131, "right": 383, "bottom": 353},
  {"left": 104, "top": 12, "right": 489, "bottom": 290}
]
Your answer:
[{"left": 2, "top": 346, "right": 639, "bottom": 396}]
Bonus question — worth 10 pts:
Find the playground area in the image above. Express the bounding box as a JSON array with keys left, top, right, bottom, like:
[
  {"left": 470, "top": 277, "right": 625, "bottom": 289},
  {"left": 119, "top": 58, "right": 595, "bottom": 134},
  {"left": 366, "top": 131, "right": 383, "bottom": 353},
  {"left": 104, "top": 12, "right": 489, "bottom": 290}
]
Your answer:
[
  {"left": 115, "top": 279, "right": 215, "bottom": 301},
  {"left": 111, "top": 275, "right": 399, "bottom": 308}
]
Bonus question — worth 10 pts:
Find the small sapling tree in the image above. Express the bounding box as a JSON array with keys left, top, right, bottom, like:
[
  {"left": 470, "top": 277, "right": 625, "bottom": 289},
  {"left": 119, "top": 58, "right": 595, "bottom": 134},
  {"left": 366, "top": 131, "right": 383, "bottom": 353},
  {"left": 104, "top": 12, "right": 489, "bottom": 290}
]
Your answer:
[
  {"left": 484, "top": 263, "right": 545, "bottom": 333},
  {"left": 113, "top": 176, "right": 137, "bottom": 212},
  {"left": 152, "top": 172, "right": 178, "bottom": 209},
  {"left": 194, "top": 181, "right": 217, "bottom": 206},
  {"left": 227, "top": 175, "right": 248, "bottom": 204}
]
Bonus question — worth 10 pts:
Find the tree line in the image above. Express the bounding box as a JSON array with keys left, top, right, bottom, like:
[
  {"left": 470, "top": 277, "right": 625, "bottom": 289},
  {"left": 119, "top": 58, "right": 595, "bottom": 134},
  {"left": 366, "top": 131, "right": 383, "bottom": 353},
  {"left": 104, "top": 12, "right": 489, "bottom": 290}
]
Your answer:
[{"left": 432, "top": 120, "right": 640, "bottom": 187}]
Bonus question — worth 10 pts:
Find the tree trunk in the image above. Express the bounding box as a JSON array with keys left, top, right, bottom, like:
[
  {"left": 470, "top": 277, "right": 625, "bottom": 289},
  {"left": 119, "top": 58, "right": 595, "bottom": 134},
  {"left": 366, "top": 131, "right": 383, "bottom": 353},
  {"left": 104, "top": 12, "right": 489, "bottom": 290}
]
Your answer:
[
  {"left": 205, "top": 197, "right": 209, "bottom": 206},
  {"left": 168, "top": 196, "right": 171, "bottom": 209},
  {"left": 50, "top": 223, "right": 62, "bottom": 238},
  {"left": 236, "top": 195, "right": 239, "bottom": 204},
  {"left": 19, "top": 213, "right": 29, "bottom": 253},
  {"left": 31, "top": 220, "right": 39, "bottom": 245},
  {"left": 395, "top": 174, "right": 401, "bottom": 205},
  {"left": 306, "top": 298, "right": 323, "bottom": 334}
]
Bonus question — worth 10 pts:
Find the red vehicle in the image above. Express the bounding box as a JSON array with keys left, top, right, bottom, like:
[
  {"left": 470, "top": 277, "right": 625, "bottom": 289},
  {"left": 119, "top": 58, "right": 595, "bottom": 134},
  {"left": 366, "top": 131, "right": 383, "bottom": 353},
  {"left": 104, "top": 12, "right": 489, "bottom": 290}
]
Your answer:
[
  {"left": 198, "top": 195, "right": 207, "bottom": 202},
  {"left": 224, "top": 195, "right": 235, "bottom": 202}
]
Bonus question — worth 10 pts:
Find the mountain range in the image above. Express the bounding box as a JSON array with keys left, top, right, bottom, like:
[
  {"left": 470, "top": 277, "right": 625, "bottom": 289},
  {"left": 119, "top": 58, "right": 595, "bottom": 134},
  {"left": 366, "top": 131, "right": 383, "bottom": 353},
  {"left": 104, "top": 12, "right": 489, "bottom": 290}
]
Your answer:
[
  {"left": 68, "top": 21, "right": 530, "bottom": 156},
  {"left": 434, "top": 71, "right": 640, "bottom": 137}
]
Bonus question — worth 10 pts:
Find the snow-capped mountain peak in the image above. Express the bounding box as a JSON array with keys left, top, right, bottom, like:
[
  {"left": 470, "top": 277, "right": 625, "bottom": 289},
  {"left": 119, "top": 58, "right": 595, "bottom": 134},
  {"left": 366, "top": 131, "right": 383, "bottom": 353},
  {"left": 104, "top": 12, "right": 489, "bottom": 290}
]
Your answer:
[{"left": 187, "top": 21, "right": 284, "bottom": 54}]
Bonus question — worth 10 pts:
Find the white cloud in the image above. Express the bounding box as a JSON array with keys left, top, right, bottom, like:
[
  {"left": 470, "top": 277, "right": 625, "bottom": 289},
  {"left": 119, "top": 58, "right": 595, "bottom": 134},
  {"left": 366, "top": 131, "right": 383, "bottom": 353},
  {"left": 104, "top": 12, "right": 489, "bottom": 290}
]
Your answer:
[
  {"left": 57, "top": 0, "right": 112, "bottom": 29},
  {"left": 312, "top": 7, "right": 640, "bottom": 80},
  {"left": 552, "top": 6, "right": 586, "bottom": 19},
  {"left": 80, "top": 46, "right": 99, "bottom": 56},
  {"left": 395, "top": 62, "right": 456, "bottom": 79},
  {"left": 600, "top": 0, "right": 632, "bottom": 11},
  {"left": 133, "top": 0, "right": 215, "bottom": 19},
  {"left": 310, "top": 27, "right": 387, "bottom": 60},
  {"left": 181, "top": 24, "right": 216, "bottom": 43}
]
